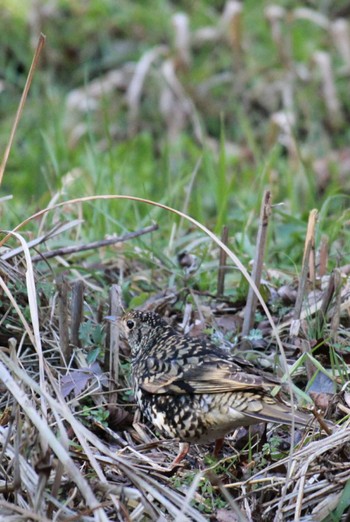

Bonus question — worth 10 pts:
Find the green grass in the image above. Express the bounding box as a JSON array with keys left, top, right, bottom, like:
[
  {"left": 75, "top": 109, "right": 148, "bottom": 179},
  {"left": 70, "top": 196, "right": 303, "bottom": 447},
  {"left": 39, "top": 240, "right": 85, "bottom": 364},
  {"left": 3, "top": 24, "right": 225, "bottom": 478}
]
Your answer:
[{"left": 1, "top": 0, "right": 349, "bottom": 275}]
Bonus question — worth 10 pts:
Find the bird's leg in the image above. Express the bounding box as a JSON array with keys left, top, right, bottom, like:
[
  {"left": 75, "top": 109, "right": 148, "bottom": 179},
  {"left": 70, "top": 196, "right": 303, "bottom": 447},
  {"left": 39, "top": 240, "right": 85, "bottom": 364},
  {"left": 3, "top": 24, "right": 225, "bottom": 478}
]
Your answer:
[
  {"left": 172, "top": 442, "right": 190, "bottom": 465},
  {"left": 213, "top": 437, "right": 224, "bottom": 458}
]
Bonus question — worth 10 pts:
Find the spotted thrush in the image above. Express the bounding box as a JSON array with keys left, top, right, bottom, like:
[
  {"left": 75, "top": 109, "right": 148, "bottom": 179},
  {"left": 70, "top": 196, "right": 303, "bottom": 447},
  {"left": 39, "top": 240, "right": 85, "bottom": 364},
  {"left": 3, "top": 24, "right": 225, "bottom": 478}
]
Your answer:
[{"left": 121, "top": 310, "right": 313, "bottom": 463}]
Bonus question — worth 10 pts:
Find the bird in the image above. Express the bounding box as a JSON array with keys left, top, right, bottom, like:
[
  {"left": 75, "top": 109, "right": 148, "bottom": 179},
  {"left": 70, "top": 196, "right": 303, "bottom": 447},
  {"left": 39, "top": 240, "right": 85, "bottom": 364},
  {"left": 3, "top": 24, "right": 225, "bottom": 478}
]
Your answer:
[{"left": 121, "top": 309, "right": 315, "bottom": 465}]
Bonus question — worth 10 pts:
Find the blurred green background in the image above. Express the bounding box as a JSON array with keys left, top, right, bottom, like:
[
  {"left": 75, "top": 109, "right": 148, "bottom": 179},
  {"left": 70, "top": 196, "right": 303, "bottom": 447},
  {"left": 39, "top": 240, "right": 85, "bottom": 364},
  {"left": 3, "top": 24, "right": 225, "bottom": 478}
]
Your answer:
[{"left": 1, "top": 0, "right": 350, "bottom": 269}]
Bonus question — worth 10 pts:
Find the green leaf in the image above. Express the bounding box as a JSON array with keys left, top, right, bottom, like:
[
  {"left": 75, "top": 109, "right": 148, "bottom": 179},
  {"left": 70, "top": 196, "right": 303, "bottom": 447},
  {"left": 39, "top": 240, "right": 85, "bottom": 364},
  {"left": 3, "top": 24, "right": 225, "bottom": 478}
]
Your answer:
[
  {"left": 331, "top": 479, "right": 350, "bottom": 521},
  {"left": 86, "top": 347, "right": 101, "bottom": 365}
]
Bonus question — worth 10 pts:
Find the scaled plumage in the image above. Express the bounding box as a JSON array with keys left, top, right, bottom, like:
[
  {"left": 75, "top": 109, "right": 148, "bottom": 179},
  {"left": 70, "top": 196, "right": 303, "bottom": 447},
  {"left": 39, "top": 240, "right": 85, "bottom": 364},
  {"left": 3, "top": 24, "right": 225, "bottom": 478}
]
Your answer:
[{"left": 122, "top": 310, "right": 312, "bottom": 457}]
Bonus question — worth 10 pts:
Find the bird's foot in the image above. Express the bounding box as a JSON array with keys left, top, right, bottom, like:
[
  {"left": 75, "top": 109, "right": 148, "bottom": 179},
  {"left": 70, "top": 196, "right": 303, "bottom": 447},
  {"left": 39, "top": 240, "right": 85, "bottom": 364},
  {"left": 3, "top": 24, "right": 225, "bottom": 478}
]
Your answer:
[
  {"left": 153, "top": 461, "right": 187, "bottom": 476},
  {"left": 172, "top": 442, "right": 190, "bottom": 465},
  {"left": 143, "top": 442, "right": 190, "bottom": 476}
]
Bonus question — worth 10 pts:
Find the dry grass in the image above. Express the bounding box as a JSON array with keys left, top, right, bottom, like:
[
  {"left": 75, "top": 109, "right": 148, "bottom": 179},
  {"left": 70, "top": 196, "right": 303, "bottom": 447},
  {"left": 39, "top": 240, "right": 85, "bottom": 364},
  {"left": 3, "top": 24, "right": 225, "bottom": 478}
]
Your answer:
[{"left": 0, "top": 200, "right": 348, "bottom": 521}]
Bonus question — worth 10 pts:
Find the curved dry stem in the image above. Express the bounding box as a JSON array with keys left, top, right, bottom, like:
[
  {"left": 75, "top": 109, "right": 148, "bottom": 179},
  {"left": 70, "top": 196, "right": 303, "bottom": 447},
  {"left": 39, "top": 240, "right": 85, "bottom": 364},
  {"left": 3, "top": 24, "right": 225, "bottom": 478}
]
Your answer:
[{"left": 1, "top": 195, "right": 288, "bottom": 365}]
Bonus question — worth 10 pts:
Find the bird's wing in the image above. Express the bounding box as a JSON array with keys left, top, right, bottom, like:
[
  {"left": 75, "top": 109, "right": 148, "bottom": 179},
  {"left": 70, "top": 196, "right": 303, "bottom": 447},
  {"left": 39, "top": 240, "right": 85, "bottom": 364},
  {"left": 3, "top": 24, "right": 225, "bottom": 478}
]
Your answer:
[{"left": 140, "top": 361, "right": 276, "bottom": 395}]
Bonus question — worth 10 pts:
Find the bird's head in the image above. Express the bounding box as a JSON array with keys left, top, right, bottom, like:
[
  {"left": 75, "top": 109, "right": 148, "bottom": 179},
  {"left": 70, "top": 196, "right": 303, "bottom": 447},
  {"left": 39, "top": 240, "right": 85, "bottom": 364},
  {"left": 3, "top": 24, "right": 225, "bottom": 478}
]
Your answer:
[{"left": 121, "top": 310, "right": 168, "bottom": 357}]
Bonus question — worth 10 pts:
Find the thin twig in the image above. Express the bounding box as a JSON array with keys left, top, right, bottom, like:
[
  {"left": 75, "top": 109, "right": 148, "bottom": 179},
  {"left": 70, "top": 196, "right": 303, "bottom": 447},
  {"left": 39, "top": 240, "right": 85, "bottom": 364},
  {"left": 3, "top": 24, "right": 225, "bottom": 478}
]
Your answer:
[
  {"left": 290, "top": 209, "right": 318, "bottom": 337},
  {"left": 318, "top": 235, "right": 328, "bottom": 277},
  {"left": 318, "top": 270, "right": 335, "bottom": 329},
  {"left": 330, "top": 268, "right": 342, "bottom": 342},
  {"left": 0, "top": 34, "right": 46, "bottom": 185},
  {"left": 106, "top": 285, "right": 123, "bottom": 404},
  {"left": 56, "top": 274, "right": 71, "bottom": 365},
  {"left": 1, "top": 220, "right": 83, "bottom": 261},
  {"left": 71, "top": 281, "right": 84, "bottom": 347},
  {"left": 290, "top": 241, "right": 311, "bottom": 338},
  {"left": 217, "top": 225, "right": 229, "bottom": 296},
  {"left": 310, "top": 407, "right": 333, "bottom": 436},
  {"left": 304, "top": 209, "right": 318, "bottom": 284},
  {"left": 31, "top": 224, "right": 159, "bottom": 262},
  {"left": 242, "top": 190, "right": 271, "bottom": 338},
  {"left": 47, "top": 461, "right": 65, "bottom": 519}
]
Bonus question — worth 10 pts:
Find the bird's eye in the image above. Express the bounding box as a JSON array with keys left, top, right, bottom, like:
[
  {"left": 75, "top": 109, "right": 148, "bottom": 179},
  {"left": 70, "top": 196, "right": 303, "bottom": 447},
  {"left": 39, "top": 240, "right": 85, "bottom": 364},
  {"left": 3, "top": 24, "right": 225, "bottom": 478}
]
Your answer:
[{"left": 126, "top": 320, "right": 135, "bottom": 330}]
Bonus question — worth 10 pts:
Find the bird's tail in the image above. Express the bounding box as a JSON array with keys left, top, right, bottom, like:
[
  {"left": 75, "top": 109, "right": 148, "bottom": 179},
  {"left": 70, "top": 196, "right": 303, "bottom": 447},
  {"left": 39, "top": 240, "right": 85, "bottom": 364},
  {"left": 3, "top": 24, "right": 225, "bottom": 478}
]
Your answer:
[{"left": 245, "top": 396, "right": 330, "bottom": 430}]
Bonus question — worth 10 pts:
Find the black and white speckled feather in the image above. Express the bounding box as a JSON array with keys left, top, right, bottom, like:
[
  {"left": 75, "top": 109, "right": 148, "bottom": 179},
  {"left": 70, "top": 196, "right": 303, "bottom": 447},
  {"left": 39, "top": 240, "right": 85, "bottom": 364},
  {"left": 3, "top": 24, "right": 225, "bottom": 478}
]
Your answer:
[{"left": 121, "top": 310, "right": 312, "bottom": 444}]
